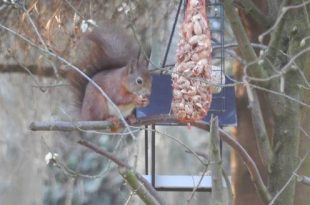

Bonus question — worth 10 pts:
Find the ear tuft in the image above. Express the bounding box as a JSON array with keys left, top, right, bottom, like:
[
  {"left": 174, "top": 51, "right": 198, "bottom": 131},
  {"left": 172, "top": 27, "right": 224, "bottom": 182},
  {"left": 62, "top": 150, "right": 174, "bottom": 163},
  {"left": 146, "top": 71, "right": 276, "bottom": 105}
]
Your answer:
[{"left": 127, "top": 58, "right": 137, "bottom": 74}]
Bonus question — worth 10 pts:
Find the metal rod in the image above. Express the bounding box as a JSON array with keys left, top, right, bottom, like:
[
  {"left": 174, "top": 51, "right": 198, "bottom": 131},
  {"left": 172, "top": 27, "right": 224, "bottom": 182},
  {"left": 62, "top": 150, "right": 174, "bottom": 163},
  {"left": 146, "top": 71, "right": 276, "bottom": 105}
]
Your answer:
[
  {"left": 220, "top": 126, "right": 223, "bottom": 156},
  {"left": 221, "top": 3, "right": 226, "bottom": 112},
  {"left": 151, "top": 124, "right": 156, "bottom": 187},
  {"left": 145, "top": 125, "right": 149, "bottom": 175},
  {"left": 161, "top": 0, "right": 183, "bottom": 68}
]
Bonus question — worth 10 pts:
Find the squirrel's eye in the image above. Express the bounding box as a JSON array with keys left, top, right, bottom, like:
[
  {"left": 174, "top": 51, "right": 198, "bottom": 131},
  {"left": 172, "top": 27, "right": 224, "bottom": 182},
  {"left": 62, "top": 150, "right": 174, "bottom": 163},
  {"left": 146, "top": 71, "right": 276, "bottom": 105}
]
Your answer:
[{"left": 136, "top": 77, "right": 143, "bottom": 85}]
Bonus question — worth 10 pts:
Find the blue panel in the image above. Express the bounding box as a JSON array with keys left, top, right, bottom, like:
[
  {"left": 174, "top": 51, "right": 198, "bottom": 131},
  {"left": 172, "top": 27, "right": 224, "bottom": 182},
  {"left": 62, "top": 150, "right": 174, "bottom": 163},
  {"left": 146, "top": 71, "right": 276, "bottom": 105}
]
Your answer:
[{"left": 136, "top": 74, "right": 237, "bottom": 127}]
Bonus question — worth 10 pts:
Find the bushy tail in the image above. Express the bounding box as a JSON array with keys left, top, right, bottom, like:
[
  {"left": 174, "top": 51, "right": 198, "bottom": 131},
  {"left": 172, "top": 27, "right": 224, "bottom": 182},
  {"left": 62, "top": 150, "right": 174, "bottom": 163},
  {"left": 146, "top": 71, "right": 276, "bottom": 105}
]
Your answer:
[{"left": 67, "top": 23, "right": 139, "bottom": 109}]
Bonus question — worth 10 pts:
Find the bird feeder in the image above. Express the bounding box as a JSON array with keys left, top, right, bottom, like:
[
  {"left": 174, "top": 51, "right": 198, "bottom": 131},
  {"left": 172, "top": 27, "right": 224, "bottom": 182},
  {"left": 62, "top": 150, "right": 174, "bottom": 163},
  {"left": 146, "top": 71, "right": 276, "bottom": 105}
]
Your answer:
[{"left": 136, "top": 0, "right": 236, "bottom": 191}]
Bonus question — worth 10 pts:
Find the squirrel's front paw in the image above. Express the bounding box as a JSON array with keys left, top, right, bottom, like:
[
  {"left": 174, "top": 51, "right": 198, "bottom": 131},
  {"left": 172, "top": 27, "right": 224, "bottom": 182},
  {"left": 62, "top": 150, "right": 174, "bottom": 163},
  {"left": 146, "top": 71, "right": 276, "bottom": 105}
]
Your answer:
[
  {"left": 135, "top": 95, "right": 150, "bottom": 107},
  {"left": 107, "top": 116, "right": 121, "bottom": 132},
  {"left": 126, "top": 114, "right": 137, "bottom": 125}
]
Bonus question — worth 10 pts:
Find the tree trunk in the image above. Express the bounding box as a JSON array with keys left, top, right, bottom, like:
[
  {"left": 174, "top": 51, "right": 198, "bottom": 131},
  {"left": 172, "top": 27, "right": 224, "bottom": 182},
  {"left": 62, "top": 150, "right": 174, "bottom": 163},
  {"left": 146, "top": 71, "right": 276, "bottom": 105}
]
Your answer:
[
  {"left": 268, "top": 2, "right": 309, "bottom": 204},
  {"left": 231, "top": 1, "right": 310, "bottom": 205},
  {"left": 294, "top": 55, "right": 310, "bottom": 205}
]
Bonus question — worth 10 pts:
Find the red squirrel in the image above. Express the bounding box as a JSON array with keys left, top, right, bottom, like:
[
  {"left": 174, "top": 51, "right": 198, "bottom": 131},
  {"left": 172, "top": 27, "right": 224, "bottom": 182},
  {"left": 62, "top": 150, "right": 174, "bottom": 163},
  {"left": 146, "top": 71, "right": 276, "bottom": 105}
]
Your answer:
[{"left": 69, "top": 23, "right": 152, "bottom": 122}]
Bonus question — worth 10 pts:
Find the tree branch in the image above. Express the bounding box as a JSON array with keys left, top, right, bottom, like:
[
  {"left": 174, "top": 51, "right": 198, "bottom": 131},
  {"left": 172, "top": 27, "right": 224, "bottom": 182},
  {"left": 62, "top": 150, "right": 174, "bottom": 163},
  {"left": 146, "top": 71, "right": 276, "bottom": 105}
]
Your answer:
[
  {"left": 29, "top": 115, "right": 180, "bottom": 131},
  {"left": 267, "top": 0, "right": 281, "bottom": 20},
  {"left": 259, "top": 0, "right": 290, "bottom": 79},
  {"left": 30, "top": 120, "right": 115, "bottom": 131},
  {"left": 268, "top": 152, "right": 309, "bottom": 205},
  {"left": 209, "top": 116, "right": 225, "bottom": 205},
  {"left": 259, "top": 0, "right": 310, "bottom": 43},
  {"left": 296, "top": 175, "right": 310, "bottom": 186},
  {"left": 0, "top": 64, "right": 67, "bottom": 77},
  {"left": 78, "top": 139, "right": 163, "bottom": 205},
  {"left": 222, "top": 168, "right": 233, "bottom": 205},
  {"left": 30, "top": 115, "right": 271, "bottom": 203},
  {"left": 224, "top": 0, "right": 268, "bottom": 81},
  {"left": 238, "top": 0, "right": 273, "bottom": 27},
  {"left": 224, "top": 0, "right": 274, "bottom": 176},
  {"left": 218, "top": 128, "right": 272, "bottom": 204},
  {"left": 244, "top": 78, "right": 273, "bottom": 171},
  {"left": 119, "top": 168, "right": 160, "bottom": 205}
]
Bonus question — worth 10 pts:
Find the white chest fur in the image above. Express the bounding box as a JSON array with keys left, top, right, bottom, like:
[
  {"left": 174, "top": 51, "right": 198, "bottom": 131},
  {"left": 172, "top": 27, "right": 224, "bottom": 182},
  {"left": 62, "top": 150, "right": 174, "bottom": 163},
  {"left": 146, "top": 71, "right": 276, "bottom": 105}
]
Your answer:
[{"left": 108, "top": 102, "right": 135, "bottom": 117}]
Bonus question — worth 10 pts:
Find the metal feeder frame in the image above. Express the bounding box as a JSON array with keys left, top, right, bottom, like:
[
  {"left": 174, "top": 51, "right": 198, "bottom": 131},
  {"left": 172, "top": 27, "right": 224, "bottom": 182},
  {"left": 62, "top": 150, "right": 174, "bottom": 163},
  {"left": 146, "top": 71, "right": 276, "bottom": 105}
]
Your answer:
[{"left": 139, "top": 0, "right": 231, "bottom": 192}]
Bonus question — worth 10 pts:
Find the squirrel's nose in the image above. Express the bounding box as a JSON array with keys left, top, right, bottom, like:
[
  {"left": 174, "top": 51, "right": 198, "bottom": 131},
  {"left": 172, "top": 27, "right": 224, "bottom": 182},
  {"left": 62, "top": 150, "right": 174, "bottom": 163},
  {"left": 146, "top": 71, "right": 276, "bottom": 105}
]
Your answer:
[
  {"left": 143, "top": 89, "right": 151, "bottom": 97},
  {"left": 141, "top": 89, "right": 151, "bottom": 97}
]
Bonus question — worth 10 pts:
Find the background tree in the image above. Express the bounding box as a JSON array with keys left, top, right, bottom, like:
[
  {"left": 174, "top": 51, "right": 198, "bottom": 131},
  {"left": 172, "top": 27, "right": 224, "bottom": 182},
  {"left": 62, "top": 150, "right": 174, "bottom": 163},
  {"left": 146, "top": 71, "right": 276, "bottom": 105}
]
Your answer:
[{"left": 224, "top": 0, "right": 310, "bottom": 205}]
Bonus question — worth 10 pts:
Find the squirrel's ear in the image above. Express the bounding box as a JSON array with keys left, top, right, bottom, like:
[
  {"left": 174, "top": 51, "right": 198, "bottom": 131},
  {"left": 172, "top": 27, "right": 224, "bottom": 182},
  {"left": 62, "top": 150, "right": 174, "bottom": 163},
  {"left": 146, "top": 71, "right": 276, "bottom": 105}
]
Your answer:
[
  {"left": 127, "top": 58, "right": 138, "bottom": 74},
  {"left": 137, "top": 49, "right": 149, "bottom": 68}
]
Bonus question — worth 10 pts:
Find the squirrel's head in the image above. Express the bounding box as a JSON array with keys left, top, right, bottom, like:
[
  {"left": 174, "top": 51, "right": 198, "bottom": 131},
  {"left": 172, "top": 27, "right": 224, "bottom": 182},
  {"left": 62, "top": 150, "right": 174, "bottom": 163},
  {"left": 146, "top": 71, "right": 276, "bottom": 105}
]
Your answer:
[{"left": 126, "top": 56, "right": 152, "bottom": 104}]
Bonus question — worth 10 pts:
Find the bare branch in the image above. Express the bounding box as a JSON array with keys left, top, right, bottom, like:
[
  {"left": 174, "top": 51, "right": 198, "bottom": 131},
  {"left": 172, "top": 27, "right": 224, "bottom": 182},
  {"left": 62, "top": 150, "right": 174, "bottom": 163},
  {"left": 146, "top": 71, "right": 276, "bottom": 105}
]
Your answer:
[
  {"left": 0, "top": 64, "right": 67, "bottom": 77},
  {"left": 238, "top": 0, "right": 273, "bottom": 27},
  {"left": 268, "top": 152, "right": 309, "bottom": 205},
  {"left": 300, "top": 126, "right": 310, "bottom": 139},
  {"left": 296, "top": 175, "right": 310, "bottom": 186},
  {"left": 259, "top": 0, "right": 310, "bottom": 43},
  {"left": 30, "top": 115, "right": 208, "bottom": 167},
  {"left": 29, "top": 115, "right": 180, "bottom": 132},
  {"left": 244, "top": 77, "right": 273, "bottom": 171},
  {"left": 119, "top": 168, "right": 160, "bottom": 205},
  {"left": 124, "top": 191, "right": 136, "bottom": 205},
  {"left": 224, "top": 0, "right": 268, "bottom": 82},
  {"left": 248, "top": 46, "right": 310, "bottom": 82},
  {"left": 78, "top": 139, "right": 164, "bottom": 205},
  {"left": 267, "top": 0, "right": 281, "bottom": 19},
  {"left": 30, "top": 113, "right": 271, "bottom": 203},
  {"left": 209, "top": 116, "right": 224, "bottom": 205},
  {"left": 186, "top": 167, "right": 208, "bottom": 205},
  {"left": 30, "top": 120, "right": 115, "bottom": 131},
  {"left": 218, "top": 128, "right": 272, "bottom": 204},
  {"left": 21, "top": 4, "right": 49, "bottom": 51},
  {"left": 222, "top": 168, "right": 233, "bottom": 205},
  {"left": 226, "top": 76, "right": 310, "bottom": 110}
]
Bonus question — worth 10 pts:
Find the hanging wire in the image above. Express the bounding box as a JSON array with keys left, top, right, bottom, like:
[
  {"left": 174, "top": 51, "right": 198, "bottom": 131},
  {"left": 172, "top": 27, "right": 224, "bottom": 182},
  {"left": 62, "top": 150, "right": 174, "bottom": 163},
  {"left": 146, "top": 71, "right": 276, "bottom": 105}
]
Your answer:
[{"left": 161, "top": 0, "right": 183, "bottom": 68}]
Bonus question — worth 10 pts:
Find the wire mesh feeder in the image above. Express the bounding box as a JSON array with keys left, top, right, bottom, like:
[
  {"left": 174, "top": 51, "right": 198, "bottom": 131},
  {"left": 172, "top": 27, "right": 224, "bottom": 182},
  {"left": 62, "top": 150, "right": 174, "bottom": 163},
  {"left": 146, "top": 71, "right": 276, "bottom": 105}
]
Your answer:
[{"left": 135, "top": 0, "right": 237, "bottom": 191}]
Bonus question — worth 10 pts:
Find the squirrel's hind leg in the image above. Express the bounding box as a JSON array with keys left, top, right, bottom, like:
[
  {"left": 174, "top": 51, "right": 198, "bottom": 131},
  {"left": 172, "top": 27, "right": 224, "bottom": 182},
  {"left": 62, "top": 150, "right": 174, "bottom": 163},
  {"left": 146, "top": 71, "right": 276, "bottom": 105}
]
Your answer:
[{"left": 80, "top": 92, "right": 109, "bottom": 120}]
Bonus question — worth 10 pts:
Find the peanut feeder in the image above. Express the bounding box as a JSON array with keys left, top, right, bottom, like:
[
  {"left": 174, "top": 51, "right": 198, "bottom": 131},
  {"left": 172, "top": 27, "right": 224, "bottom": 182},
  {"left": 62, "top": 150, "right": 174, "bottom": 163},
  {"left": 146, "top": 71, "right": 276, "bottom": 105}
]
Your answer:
[{"left": 172, "top": 0, "right": 213, "bottom": 123}]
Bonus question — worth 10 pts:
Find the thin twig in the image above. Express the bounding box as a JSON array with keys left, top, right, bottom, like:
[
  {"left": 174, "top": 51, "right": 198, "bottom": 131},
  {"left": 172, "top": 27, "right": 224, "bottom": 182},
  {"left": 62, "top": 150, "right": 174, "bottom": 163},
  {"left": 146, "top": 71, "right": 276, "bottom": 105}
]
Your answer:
[
  {"left": 226, "top": 75, "right": 310, "bottom": 110},
  {"left": 186, "top": 167, "right": 209, "bottom": 205},
  {"left": 119, "top": 168, "right": 160, "bottom": 205},
  {"left": 259, "top": 0, "right": 310, "bottom": 43},
  {"left": 21, "top": 4, "right": 49, "bottom": 50},
  {"left": 124, "top": 191, "right": 136, "bottom": 205},
  {"left": 218, "top": 128, "right": 272, "bottom": 204},
  {"left": 78, "top": 139, "right": 164, "bottom": 205},
  {"left": 248, "top": 46, "right": 310, "bottom": 82},
  {"left": 30, "top": 115, "right": 209, "bottom": 166},
  {"left": 268, "top": 152, "right": 309, "bottom": 205},
  {"left": 222, "top": 168, "right": 233, "bottom": 205},
  {"left": 300, "top": 127, "right": 310, "bottom": 139},
  {"left": 31, "top": 113, "right": 271, "bottom": 203},
  {"left": 296, "top": 174, "right": 310, "bottom": 186}
]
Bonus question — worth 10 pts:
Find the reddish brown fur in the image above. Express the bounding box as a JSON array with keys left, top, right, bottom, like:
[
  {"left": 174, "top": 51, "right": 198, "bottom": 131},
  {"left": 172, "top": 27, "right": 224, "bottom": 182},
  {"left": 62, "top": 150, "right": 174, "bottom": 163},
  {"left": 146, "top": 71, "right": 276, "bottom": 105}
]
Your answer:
[
  {"left": 81, "top": 67, "right": 131, "bottom": 120},
  {"left": 68, "top": 22, "right": 152, "bottom": 121}
]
